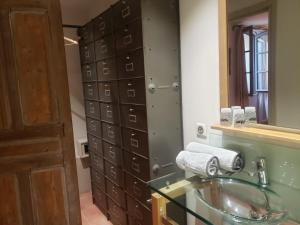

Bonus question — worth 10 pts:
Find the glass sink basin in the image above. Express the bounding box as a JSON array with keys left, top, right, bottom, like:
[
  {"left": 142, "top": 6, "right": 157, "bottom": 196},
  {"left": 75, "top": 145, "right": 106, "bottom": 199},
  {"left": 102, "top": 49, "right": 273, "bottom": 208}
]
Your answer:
[
  {"left": 196, "top": 178, "right": 288, "bottom": 224},
  {"left": 148, "top": 172, "right": 290, "bottom": 225}
]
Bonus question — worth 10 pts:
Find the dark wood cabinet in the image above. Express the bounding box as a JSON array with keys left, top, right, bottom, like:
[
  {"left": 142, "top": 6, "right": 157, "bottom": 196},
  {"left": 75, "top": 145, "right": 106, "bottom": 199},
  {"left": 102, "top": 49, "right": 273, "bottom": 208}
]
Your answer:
[
  {"left": 95, "top": 35, "right": 115, "bottom": 60},
  {"left": 98, "top": 81, "right": 119, "bottom": 102},
  {"left": 80, "top": 43, "right": 95, "bottom": 64},
  {"left": 91, "top": 168, "right": 106, "bottom": 191},
  {"left": 82, "top": 63, "right": 97, "bottom": 82},
  {"left": 122, "top": 128, "right": 149, "bottom": 158},
  {"left": 113, "top": 0, "right": 141, "bottom": 28},
  {"left": 103, "top": 141, "right": 123, "bottom": 166},
  {"left": 127, "top": 195, "right": 152, "bottom": 225},
  {"left": 100, "top": 103, "right": 120, "bottom": 124},
  {"left": 90, "top": 151, "right": 105, "bottom": 173},
  {"left": 115, "top": 20, "right": 143, "bottom": 54},
  {"left": 88, "top": 134, "right": 103, "bottom": 155},
  {"left": 117, "top": 49, "right": 145, "bottom": 79},
  {"left": 85, "top": 101, "right": 100, "bottom": 119},
  {"left": 108, "top": 200, "right": 127, "bottom": 225},
  {"left": 124, "top": 151, "right": 150, "bottom": 182},
  {"left": 97, "top": 58, "right": 117, "bottom": 81},
  {"left": 120, "top": 104, "right": 147, "bottom": 131},
  {"left": 125, "top": 172, "right": 151, "bottom": 208},
  {"left": 94, "top": 10, "right": 113, "bottom": 39},
  {"left": 83, "top": 82, "right": 98, "bottom": 100},
  {"left": 79, "top": 1, "right": 182, "bottom": 224},
  {"left": 105, "top": 160, "right": 124, "bottom": 187},
  {"left": 86, "top": 117, "right": 101, "bottom": 137},
  {"left": 106, "top": 179, "right": 126, "bottom": 208},
  {"left": 78, "top": 22, "right": 94, "bottom": 44},
  {"left": 118, "top": 78, "right": 146, "bottom": 104}
]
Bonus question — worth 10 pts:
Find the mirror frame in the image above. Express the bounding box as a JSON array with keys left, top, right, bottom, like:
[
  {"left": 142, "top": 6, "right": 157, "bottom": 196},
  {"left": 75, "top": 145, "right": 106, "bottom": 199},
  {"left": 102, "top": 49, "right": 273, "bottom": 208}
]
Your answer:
[{"left": 218, "top": 0, "right": 300, "bottom": 134}]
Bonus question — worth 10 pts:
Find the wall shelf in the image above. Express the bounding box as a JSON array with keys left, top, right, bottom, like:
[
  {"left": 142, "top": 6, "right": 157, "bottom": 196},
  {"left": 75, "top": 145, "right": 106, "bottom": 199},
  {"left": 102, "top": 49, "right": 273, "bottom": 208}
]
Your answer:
[{"left": 211, "top": 124, "right": 300, "bottom": 149}]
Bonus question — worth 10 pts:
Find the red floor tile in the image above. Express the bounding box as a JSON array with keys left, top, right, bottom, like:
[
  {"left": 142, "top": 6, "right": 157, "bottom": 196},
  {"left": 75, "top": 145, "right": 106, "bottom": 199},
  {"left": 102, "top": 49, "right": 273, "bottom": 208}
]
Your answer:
[{"left": 80, "top": 192, "right": 112, "bottom": 225}]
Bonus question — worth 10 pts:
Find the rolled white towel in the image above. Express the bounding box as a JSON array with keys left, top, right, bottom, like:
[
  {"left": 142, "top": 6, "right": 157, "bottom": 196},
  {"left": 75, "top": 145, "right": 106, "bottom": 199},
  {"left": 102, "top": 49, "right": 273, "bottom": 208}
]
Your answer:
[
  {"left": 176, "top": 151, "right": 219, "bottom": 177},
  {"left": 186, "top": 142, "right": 244, "bottom": 172}
]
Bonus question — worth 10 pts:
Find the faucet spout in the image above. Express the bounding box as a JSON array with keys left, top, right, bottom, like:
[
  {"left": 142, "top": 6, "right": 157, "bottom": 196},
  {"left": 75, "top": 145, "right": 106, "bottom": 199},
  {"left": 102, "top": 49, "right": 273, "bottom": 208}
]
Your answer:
[{"left": 257, "top": 157, "right": 269, "bottom": 186}]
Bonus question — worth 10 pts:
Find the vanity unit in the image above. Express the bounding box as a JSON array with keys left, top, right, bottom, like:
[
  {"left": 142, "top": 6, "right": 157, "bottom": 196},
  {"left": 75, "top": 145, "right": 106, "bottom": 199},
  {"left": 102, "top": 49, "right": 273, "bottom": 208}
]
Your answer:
[
  {"left": 78, "top": 0, "right": 182, "bottom": 224},
  {"left": 149, "top": 171, "right": 291, "bottom": 225}
]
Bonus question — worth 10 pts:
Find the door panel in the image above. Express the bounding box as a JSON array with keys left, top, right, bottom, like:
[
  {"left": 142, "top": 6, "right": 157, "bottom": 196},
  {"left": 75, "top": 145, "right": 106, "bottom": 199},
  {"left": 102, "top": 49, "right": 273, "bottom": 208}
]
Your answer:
[
  {"left": 0, "top": 138, "right": 61, "bottom": 158},
  {"left": 31, "top": 168, "right": 68, "bottom": 225},
  {"left": 0, "top": 0, "right": 81, "bottom": 225},
  {"left": 0, "top": 175, "right": 22, "bottom": 225},
  {"left": 0, "top": 31, "right": 12, "bottom": 130},
  {"left": 11, "top": 10, "right": 57, "bottom": 125}
]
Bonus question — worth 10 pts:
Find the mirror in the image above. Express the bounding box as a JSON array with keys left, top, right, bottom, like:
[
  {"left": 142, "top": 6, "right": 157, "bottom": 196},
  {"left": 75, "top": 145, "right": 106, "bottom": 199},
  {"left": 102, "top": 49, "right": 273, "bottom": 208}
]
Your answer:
[{"left": 223, "top": 0, "right": 300, "bottom": 129}]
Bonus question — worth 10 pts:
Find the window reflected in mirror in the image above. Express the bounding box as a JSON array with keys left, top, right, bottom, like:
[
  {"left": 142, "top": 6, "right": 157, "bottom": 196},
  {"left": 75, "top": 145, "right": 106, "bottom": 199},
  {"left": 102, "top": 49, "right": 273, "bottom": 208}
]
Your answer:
[
  {"left": 229, "top": 11, "right": 269, "bottom": 124},
  {"left": 227, "top": 0, "right": 300, "bottom": 129}
]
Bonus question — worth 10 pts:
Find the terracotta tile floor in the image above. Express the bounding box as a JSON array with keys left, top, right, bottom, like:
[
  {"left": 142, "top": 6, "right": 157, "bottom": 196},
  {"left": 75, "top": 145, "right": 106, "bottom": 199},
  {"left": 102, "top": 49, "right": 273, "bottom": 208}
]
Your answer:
[{"left": 80, "top": 192, "right": 112, "bottom": 225}]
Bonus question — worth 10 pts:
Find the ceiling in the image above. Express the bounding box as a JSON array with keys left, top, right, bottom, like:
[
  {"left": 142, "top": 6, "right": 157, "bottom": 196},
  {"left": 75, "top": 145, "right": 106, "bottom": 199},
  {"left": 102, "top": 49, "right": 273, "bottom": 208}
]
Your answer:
[
  {"left": 239, "top": 12, "right": 269, "bottom": 27},
  {"left": 60, "top": 0, "right": 117, "bottom": 25}
]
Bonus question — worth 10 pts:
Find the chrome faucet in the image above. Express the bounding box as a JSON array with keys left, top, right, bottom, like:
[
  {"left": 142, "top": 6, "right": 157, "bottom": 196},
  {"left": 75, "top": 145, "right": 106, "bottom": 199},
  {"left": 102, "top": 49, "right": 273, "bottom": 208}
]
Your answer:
[
  {"left": 218, "top": 157, "right": 269, "bottom": 186},
  {"left": 245, "top": 157, "right": 269, "bottom": 187},
  {"left": 256, "top": 158, "right": 269, "bottom": 186}
]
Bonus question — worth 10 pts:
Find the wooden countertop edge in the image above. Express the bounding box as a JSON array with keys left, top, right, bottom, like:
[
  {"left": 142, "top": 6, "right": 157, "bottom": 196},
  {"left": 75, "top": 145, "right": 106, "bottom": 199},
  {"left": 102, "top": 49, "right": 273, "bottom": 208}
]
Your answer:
[{"left": 211, "top": 124, "right": 300, "bottom": 149}]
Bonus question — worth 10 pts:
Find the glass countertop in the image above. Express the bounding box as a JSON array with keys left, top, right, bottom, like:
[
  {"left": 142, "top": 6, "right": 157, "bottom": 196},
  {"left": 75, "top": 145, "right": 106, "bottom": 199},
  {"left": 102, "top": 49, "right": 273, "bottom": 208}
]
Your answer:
[{"left": 148, "top": 171, "right": 292, "bottom": 225}]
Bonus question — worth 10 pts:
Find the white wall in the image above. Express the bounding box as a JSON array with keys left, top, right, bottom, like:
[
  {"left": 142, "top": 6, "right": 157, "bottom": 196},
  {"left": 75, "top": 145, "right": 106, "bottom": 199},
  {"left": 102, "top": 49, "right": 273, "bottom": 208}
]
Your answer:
[
  {"left": 180, "top": 1, "right": 220, "bottom": 223},
  {"left": 271, "top": 0, "right": 300, "bottom": 129},
  {"left": 60, "top": 0, "right": 91, "bottom": 194},
  {"left": 180, "top": 0, "right": 220, "bottom": 148}
]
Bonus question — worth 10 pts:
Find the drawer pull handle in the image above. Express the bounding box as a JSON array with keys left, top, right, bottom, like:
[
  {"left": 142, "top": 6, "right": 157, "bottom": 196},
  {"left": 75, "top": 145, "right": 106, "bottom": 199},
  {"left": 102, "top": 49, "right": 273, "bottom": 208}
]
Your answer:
[
  {"left": 89, "top": 122, "right": 97, "bottom": 131},
  {"left": 125, "top": 62, "right": 134, "bottom": 72},
  {"left": 110, "top": 166, "right": 117, "bottom": 179},
  {"left": 84, "top": 51, "right": 90, "bottom": 58},
  {"left": 88, "top": 104, "right": 95, "bottom": 113},
  {"left": 107, "top": 128, "right": 115, "bottom": 139},
  {"left": 127, "top": 89, "right": 136, "bottom": 97},
  {"left": 129, "top": 114, "right": 137, "bottom": 123},
  {"left": 134, "top": 205, "right": 143, "bottom": 220},
  {"left": 92, "top": 141, "right": 98, "bottom": 149},
  {"left": 86, "top": 70, "right": 92, "bottom": 78},
  {"left": 132, "top": 157, "right": 140, "bottom": 173},
  {"left": 123, "top": 34, "right": 133, "bottom": 45},
  {"left": 112, "top": 186, "right": 119, "bottom": 197},
  {"left": 104, "top": 89, "right": 111, "bottom": 97},
  {"left": 130, "top": 138, "right": 139, "bottom": 148},
  {"left": 101, "top": 45, "right": 108, "bottom": 53},
  {"left": 106, "top": 110, "right": 113, "bottom": 118},
  {"left": 133, "top": 183, "right": 142, "bottom": 197},
  {"left": 102, "top": 67, "right": 110, "bottom": 75},
  {"left": 109, "top": 149, "right": 116, "bottom": 159},
  {"left": 98, "top": 21, "right": 106, "bottom": 31},
  {"left": 88, "top": 89, "right": 94, "bottom": 96},
  {"left": 121, "top": 6, "right": 131, "bottom": 18}
]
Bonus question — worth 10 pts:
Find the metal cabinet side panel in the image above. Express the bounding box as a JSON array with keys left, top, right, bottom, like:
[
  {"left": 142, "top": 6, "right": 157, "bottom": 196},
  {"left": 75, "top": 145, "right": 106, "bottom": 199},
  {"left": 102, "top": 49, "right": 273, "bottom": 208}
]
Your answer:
[{"left": 141, "top": 0, "right": 183, "bottom": 179}]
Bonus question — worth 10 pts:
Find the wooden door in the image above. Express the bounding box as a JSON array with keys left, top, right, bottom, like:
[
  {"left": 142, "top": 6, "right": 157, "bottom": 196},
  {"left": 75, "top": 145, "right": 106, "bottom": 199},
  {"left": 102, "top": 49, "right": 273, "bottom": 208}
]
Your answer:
[{"left": 0, "top": 0, "right": 81, "bottom": 225}]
